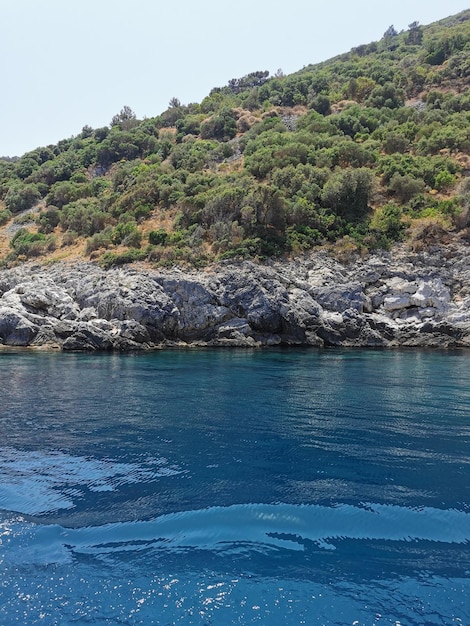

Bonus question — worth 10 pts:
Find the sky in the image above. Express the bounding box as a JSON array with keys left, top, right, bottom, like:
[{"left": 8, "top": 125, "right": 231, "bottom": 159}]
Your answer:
[{"left": 1, "top": 0, "right": 468, "bottom": 157}]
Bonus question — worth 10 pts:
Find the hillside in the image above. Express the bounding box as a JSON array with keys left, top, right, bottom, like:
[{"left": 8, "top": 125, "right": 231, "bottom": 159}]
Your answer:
[{"left": 0, "top": 10, "right": 469, "bottom": 269}]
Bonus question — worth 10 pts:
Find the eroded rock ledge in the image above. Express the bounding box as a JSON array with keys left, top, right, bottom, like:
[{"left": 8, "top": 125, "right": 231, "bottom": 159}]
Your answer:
[{"left": 2, "top": 242, "right": 470, "bottom": 350}]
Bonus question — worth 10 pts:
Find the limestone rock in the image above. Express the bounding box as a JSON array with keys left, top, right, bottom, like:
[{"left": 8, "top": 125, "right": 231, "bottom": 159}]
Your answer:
[
  {"left": 1, "top": 240, "right": 470, "bottom": 350},
  {"left": 383, "top": 294, "right": 412, "bottom": 311},
  {"left": 313, "top": 284, "right": 365, "bottom": 313},
  {"left": 0, "top": 307, "right": 39, "bottom": 345}
]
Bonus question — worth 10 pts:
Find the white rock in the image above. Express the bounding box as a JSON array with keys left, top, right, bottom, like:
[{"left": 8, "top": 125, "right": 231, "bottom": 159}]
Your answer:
[
  {"left": 321, "top": 311, "right": 344, "bottom": 325},
  {"left": 383, "top": 295, "right": 411, "bottom": 311},
  {"left": 412, "top": 279, "right": 451, "bottom": 310},
  {"left": 385, "top": 277, "right": 417, "bottom": 294}
]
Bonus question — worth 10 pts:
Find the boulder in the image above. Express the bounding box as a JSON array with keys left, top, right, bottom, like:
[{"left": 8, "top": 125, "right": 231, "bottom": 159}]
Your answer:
[
  {"left": 312, "top": 284, "right": 365, "bottom": 313},
  {"left": 0, "top": 307, "right": 39, "bottom": 345},
  {"left": 62, "top": 323, "right": 115, "bottom": 351},
  {"left": 383, "top": 294, "right": 412, "bottom": 311}
]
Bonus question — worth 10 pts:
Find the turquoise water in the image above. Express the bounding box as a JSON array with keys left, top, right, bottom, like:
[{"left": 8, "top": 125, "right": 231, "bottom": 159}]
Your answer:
[{"left": 0, "top": 348, "right": 469, "bottom": 625}]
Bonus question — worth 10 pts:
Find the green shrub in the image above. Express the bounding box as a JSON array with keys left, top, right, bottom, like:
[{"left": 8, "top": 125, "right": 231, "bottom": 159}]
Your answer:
[
  {"left": 0, "top": 208, "right": 12, "bottom": 225},
  {"left": 286, "top": 225, "right": 324, "bottom": 251},
  {"left": 200, "top": 109, "right": 237, "bottom": 141},
  {"left": 388, "top": 173, "right": 425, "bottom": 202},
  {"left": 383, "top": 132, "right": 410, "bottom": 154},
  {"left": 112, "top": 220, "right": 139, "bottom": 245},
  {"left": 366, "top": 82, "right": 404, "bottom": 109},
  {"left": 60, "top": 199, "right": 112, "bottom": 236},
  {"left": 85, "top": 228, "right": 113, "bottom": 255},
  {"left": 37, "top": 206, "right": 60, "bottom": 233},
  {"left": 99, "top": 248, "right": 147, "bottom": 269},
  {"left": 46, "top": 181, "right": 93, "bottom": 208},
  {"left": 10, "top": 229, "right": 47, "bottom": 257},
  {"left": 61, "top": 230, "right": 78, "bottom": 246},
  {"left": 435, "top": 198, "right": 461, "bottom": 219},
  {"left": 321, "top": 168, "right": 374, "bottom": 220},
  {"left": 13, "top": 212, "right": 36, "bottom": 225},
  {"left": 369, "top": 203, "right": 405, "bottom": 244},
  {"left": 70, "top": 171, "right": 87, "bottom": 184},
  {"left": 4, "top": 184, "right": 41, "bottom": 213},
  {"left": 148, "top": 228, "right": 168, "bottom": 245},
  {"left": 434, "top": 170, "right": 456, "bottom": 191},
  {"left": 122, "top": 229, "right": 142, "bottom": 248}
]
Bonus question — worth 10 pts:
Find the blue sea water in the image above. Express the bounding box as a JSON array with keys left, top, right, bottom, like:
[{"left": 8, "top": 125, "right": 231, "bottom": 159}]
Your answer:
[{"left": 0, "top": 348, "right": 469, "bottom": 625}]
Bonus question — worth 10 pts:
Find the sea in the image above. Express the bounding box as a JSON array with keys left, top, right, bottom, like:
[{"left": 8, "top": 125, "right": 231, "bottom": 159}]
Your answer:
[{"left": 0, "top": 348, "right": 469, "bottom": 625}]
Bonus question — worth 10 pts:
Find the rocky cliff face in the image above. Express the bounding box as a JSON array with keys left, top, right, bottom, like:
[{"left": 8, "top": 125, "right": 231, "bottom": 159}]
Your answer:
[{"left": 1, "top": 241, "right": 470, "bottom": 350}]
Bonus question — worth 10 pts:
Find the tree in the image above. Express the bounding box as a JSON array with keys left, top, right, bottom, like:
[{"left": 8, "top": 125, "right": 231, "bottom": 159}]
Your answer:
[
  {"left": 388, "top": 173, "right": 425, "bottom": 202},
  {"left": 383, "top": 131, "right": 410, "bottom": 155},
  {"left": 200, "top": 109, "right": 237, "bottom": 141},
  {"left": 16, "top": 157, "right": 39, "bottom": 179},
  {"left": 60, "top": 198, "right": 111, "bottom": 236},
  {"left": 407, "top": 21, "right": 423, "bottom": 45},
  {"left": 110, "top": 106, "right": 138, "bottom": 130},
  {"left": 309, "top": 94, "right": 331, "bottom": 115},
  {"left": 383, "top": 25, "right": 397, "bottom": 38},
  {"left": 321, "top": 168, "right": 374, "bottom": 220},
  {"left": 246, "top": 185, "right": 286, "bottom": 231},
  {"left": 46, "top": 180, "right": 92, "bottom": 208},
  {"left": 227, "top": 70, "right": 269, "bottom": 94},
  {"left": 94, "top": 127, "right": 110, "bottom": 142},
  {"left": 366, "top": 83, "right": 404, "bottom": 109},
  {"left": 81, "top": 125, "right": 94, "bottom": 138},
  {"left": 4, "top": 183, "right": 42, "bottom": 213}
]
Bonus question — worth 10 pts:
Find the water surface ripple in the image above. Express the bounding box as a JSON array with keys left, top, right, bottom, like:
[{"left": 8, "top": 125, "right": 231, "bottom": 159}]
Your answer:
[{"left": 0, "top": 348, "right": 469, "bottom": 624}]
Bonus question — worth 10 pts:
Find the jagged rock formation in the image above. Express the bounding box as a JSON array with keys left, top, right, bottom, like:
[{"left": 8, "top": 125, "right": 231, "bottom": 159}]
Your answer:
[{"left": 2, "top": 241, "right": 470, "bottom": 350}]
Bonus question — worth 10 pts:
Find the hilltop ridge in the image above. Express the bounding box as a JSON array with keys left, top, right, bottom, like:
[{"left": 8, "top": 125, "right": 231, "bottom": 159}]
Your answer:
[{"left": 0, "top": 9, "right": 469, "bottom": 269}]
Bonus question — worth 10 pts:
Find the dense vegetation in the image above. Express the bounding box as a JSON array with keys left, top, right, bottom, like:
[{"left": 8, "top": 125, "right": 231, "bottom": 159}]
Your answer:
[{"left": 1, "top": 11, "right": 469, "bottom": 267}]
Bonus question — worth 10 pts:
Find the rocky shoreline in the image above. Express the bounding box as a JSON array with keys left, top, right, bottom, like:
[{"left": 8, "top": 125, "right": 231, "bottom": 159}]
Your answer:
[{"left": 1, "top": 241, "right": 470, "bottom": 351}]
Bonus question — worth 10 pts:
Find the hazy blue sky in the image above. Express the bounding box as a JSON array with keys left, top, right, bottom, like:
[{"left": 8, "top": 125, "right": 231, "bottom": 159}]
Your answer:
[{"left": 1, "top": 0, "right": 468, "bottom": 157}]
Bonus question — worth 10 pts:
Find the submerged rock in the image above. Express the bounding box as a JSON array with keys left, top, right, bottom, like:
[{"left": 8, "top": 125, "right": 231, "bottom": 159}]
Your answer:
[{"left": 1, "top": 241, "right": 470, "bottom": 350}]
